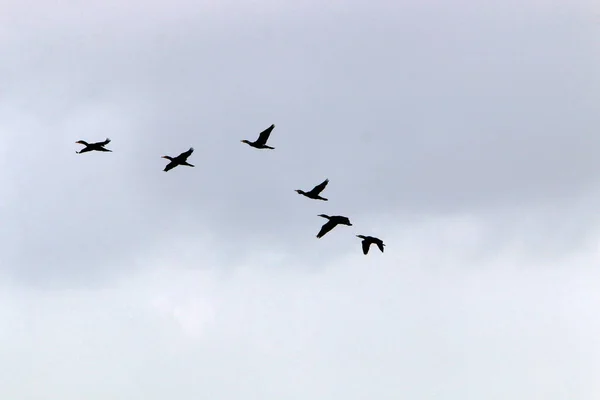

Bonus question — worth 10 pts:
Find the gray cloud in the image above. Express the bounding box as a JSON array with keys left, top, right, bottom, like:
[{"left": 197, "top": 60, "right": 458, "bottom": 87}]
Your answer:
[
  {"left": 0, "top": 1, "right": 599, "bottom": 395},
  {"left": 1, "top": 0, "right": 599, "bottom": 286}
]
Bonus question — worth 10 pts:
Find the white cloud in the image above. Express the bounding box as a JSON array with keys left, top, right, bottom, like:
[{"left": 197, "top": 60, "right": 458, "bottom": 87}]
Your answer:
[{"left": 1, "top": 214, "right": 599, "bottom": 399}]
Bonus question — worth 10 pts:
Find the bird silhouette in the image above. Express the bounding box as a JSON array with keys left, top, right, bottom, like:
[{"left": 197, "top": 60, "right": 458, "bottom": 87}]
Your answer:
[
  {"left": 241, "top": 124, "right": 275, "bottom": 149},
  {"left": 356, "top": 235, "right": 385, "bottom": 255},
  {"left": 75, "top": 138, "right": 112, "bottom": 154},
  {"left": 296, "top": 179, "right": 329, "bottom": 201},
  {"left": 316, "top": 214, "right": 352, "bottom": 238},
  {"left": 162, "top": 147, "right": 195, "bottom": 172}
]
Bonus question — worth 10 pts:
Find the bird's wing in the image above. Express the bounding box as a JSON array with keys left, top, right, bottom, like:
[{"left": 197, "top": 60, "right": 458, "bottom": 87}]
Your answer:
[
  {"left": 163, "top": 161, "right": 176, "bottom": 171},
  {"left": 362, "top": 240, "right": 370, "bottom": 255},
  {"left": 96, "top": 138, "right": 111, "bottom": 146},
  {"left": 177, "top": 147, "right": 194, "bottom": 160},
  {"left": 316, "top": 220, "right": 337, "bottom": 238},
  {"left": 255, "top": 124, "right": 275, "bottom": 146},
  {"left": 376, "top": 241, "right": 385, "bottom": 253},
  {"left": 310, "top": 179, "right": 329, "bottom": 195}
]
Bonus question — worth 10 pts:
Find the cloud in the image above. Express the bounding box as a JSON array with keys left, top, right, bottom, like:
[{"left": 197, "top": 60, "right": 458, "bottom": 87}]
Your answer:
[
  {"left": 1, "top": 214, "right": 600, "bottom": 399},
  {"left": 0, "top": 0, "right": 599, "bottom": 395},
  {"left": 1, "top": 0, "right": 599, "bottom": 287}
]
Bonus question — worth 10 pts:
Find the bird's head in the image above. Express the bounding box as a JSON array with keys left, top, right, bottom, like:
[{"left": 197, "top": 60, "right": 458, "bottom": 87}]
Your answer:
[
  {"left": 356, "top": 235, "right": 366, "bottom": 239},
  {"left": 161, "top": 155, "right": 173, "bottom": 160},
  {"left": 295, "top": 190, "right": 305, "bottom": 194},
  {"left": 75, "top": 140, "right": 88, "bottom": 145},
  {"left": 240, "top": 140, "right": 250, "bottom": 144},
  {"left": 317, "top": 214, "right": 330, "bottom": 219}
]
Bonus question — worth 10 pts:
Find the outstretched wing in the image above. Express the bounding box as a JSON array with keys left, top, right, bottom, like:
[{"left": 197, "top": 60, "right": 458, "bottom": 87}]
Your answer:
[
  {"left": 338, "top": 216, "right": 351, "bottom": 225},
  {"left": 255, "top": 124, "right": 275, "bottom": 146},
  {"left": 316, "top": 220, "right": 337, "bottom": 238},
  {"left": 376, "top": 241, "right": 385, "bottom": 253},
  {"left": 362, "top": 240, "right": 370, "bottom": 255},
  {"left": 309, "top": 178, "right": 329, "bottom": 195},
  {"left": 176, "top": 147, "right": 194, "bottom": 161},
  {"left": 95, "top": 138, "right": 111, "bottom": 146},
  {"left": 76, "top": 147, "right": 91, "bottom": 154},
  {"left": 163, "top": 160, "right": 177, "bottom": 172}
]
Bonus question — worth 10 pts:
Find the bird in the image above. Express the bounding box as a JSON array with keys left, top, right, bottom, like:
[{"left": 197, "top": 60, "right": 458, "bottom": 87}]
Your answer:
[
  {"left": 316, "top": 214, "right": 352, "bottom": 238},
  {"left": 356, "top": 235, "right": 385, "bottom": 255},
  {"left": 75, "top": 138, "right": 112, "bottom": 154},
  {"left": 161, "top": 147, "right": 195, "bottom": 172},
  {"left": 296, "top": 179, "right": 329, "bottom": 201},
  {"left": 241, "top": 124, "right": 275, "bottom": 149}
]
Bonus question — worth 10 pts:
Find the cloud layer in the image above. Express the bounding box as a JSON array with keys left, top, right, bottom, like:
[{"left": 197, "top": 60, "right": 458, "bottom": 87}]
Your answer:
[
  {"left": 1, "top": 215, "right": 600, "bottom": 399},
  {"left": 0, "top": 0, "right": 599, "bottom": 397}
]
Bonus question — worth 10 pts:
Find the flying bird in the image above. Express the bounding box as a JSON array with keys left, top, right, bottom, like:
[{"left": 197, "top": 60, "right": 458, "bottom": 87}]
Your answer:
[
  {"left": 241, "top": 124, "right": 275, "bottom": 149},
  {"left": 356, "top": 235, "right": 385, "bottom": 255},
  {"left": 316, "top": 214, "right": 352, "bottom": 238},
  {"left": 296, "top": 179, "right": 329, "bottom": 201},
  {"left": 162, "top": 147, "right": 195, "bottom": 172},
  {"left": 75, "top": 138, "right": 112, "bottom": 154}
]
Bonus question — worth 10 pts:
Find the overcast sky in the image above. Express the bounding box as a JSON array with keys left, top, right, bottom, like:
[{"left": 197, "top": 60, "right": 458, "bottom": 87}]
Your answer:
[{"left": 1, "top": 0, "right": 599, "bottom": 398}]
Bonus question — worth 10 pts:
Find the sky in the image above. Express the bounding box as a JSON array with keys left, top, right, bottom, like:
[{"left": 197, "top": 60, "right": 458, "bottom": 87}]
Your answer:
[{"left": 0, "top": 0, "right": 599, "bottom": 398}]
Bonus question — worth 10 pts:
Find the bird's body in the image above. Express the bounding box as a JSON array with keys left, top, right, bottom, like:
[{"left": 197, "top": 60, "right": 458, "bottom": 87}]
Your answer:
[
  {"left": 75, "top": 138, "right": 112, "bottom": 154},
  {"left": 296, "top": 179, "right": 329, "bottom": 201},
  {"left": 162, "top": 147, "right": 195, "bottom": 172},
  {"left": 241, "top": 124, "right": 275, "bottom": 149},
  {"left": 316, "top": 214, "right": 352, "bottom": 238},
  {"left": 356, "top": 235, "right": 385, "bottom": 255}
]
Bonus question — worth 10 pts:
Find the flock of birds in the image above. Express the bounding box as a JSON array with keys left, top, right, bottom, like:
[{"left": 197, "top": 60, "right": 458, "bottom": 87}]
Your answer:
[{"left": 75, "top": 124, "right": 386, "bottom": 256}]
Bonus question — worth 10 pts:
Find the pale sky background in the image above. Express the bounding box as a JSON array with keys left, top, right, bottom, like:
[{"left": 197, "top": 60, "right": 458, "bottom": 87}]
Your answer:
[{"left": 1, "top": 0, "right": 600, "bottom": 398}]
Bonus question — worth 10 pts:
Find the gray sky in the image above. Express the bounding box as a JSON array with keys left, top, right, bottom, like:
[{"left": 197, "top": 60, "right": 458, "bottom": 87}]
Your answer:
[{"left": 1, "top": 0, "right": 599, "bottom": 398}]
